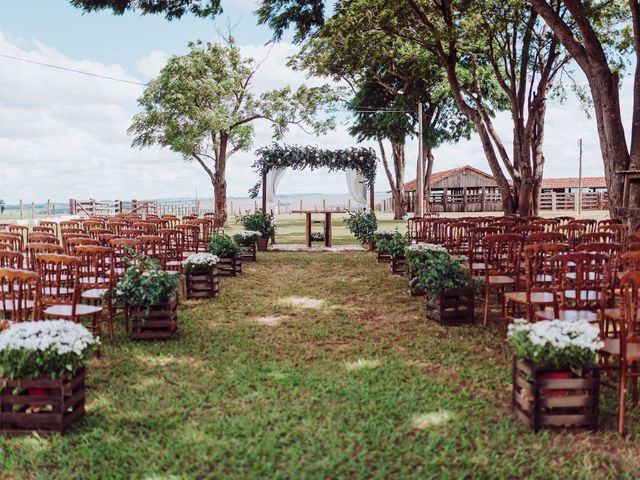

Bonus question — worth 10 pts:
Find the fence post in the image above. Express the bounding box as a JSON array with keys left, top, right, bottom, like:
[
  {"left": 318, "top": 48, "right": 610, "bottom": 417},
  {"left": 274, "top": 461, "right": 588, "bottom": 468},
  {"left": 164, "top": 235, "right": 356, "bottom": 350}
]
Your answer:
[
  {"left": 30, "top": 202, "right": 34, "bottom": 219},
  {"left": 19, "top": 199, "right": 23, "bottom": 219},
  {"left": 300, "top": 200, "right": 303, "bottom": 212},
  {"left": 47, "top": 199, "right": 51, "bottom": 215},
  {"left": 322, "top": 199, "right": 326, "bottom": 211},
  {"left": 551, "top": 192, "right": 557, "bottom": 211},
  {"left": 52, "top": 203, "right": 56, "bottom": 215}
]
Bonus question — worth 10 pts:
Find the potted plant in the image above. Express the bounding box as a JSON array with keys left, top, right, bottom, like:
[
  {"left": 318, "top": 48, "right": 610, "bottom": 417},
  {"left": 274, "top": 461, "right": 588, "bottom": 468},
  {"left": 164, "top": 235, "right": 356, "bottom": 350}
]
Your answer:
[
  {"left": 373, "top": 228, "right": 397, "bottom": 262},
  {"left": 310, "top": 231, "right": 325, "bottom": 243},
  {"left": 343, "top": 209, "right": 377, "bottom": 250},
  {"left": 183, "top": 253, "right": 220, "bottom": 299},
  {"left": 236, "top": 210, "right": 276, "bottom": 251},
  {"left": 232, "top": 230, "right": 262, "bottom": 262},
  {"left": 207, "top": 233, "right": 243, "bottom": 276},
  {"left": 113, "top": 256, "right": 181, "bottom": 340},
  {"left": 377, "top": 231, "right": 409, "bottom": 272},
  {"left": 0, "top": 320, "right": 98, "bottom": 434},
  {"left": 404, "top": 243, "right": 448, "bottom": 296},
  {"left": 406, "top": 244, "right": 474, "bottom": 324},
  {"left": 508, "top": 319, "right": 603, "bottom": 431}
]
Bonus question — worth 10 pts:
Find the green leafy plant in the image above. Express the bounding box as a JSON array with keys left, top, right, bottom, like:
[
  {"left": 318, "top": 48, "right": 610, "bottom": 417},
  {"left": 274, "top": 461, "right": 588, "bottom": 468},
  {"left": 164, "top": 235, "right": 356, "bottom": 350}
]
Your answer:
[
  {"left": 310, "top": 231, "right": 325, "bottom": 242},
  {"left": 343, "top": 209, "right": 377, "bottom": 244},
  {"left": 207, "top": 233, "right": 243, "bottom": 258},
  {"left": 376, "top": 231, "right": 410, "bottom": 259},
  {"left": 0, "top": 320, "right": 98, "bottom": 380},
  {"left": 508, "top": 319, "right": 603, "bottom": 374},
  {"left": 235, "top": 211, "right": 276, "bottom": 238},
  {"left": 405, "top": 244, "right": 470, "bottom": 297},
  {"left": 112, "top": 256, "right": 180, "bottom": 316}
]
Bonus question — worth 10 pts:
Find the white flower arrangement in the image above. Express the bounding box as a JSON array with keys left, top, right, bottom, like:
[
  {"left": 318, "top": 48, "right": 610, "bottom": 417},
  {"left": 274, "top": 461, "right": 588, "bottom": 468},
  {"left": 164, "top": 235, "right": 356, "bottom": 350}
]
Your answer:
[
  {"left": 406, "top": 243, "right": 448, "bottom": 253},
  {"left": 0, "top": 320, "right": 99, "bottom": 379},
  {"left": 373, "top": 228, "right": 397, "bottom": 241},
  {"left": 182, "top": 253, "right": 219, "bottom": 273},
  {"left": 235, "top": 230, "right": 262, "bottom": 240},
  {"left": 508, "top": 318, "right": 603, "bottom": 372}
]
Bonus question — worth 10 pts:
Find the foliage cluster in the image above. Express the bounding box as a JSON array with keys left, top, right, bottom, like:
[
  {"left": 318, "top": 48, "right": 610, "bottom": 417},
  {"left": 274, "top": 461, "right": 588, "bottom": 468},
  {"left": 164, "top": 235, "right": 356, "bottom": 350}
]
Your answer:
[
  {"left": 343, "top": 210, "right": 377, "bottom": 244},
  {"left": 207, "top": 233, "right": 243, "bottom": 258},
  {"left": 236, "top": 210, "right": 276, "bottom": 238}
]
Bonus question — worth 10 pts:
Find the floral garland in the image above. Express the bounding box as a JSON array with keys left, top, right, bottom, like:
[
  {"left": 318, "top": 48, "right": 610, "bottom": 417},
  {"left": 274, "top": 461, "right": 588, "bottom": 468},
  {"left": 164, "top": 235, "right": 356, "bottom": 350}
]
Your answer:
[{"left": 249, "top": 143, "right": 377, "bottom": 197}]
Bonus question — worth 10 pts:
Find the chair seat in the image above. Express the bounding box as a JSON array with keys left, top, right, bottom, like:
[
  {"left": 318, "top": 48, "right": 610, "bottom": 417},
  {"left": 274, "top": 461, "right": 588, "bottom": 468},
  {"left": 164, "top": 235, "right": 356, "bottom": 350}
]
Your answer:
[
  {"left": 504, "top": 291, "right": 554, "bottom": 305},
  {"left": 81, "top": 288, "right": 109, "bottom": 300},
  {"left": 471, "top": 262, "right": 485, "bottom": 270},
  {"left": 601, "top": 338, "right": 640, "bottom": 361},
  {"left": 44, "top": 303, "right": 103, "bottom": 318},
  {"left": 487, "top": 275, "right": 515, "bottom": 285},
  {"left": 535, "top": 309, "right": 599, "bottom": 322},
  {"left": 563, "top": 289, "right": 602, "bottom": 301}
]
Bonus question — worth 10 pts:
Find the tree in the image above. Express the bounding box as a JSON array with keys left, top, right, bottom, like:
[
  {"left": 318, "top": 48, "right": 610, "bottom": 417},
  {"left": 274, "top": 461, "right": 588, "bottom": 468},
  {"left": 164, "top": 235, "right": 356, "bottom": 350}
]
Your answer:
[
  {"left": 292, "top": 11, "right": 470, "bottom": 218},
  {"left": 69, "top": 0, "right": 222, "bottom": 19},
  {"left": 529, "top": 0, "right": 639, "bottom": 227},
  {"left": 129, "top": 39, "right": 336, "bottom": 221}
]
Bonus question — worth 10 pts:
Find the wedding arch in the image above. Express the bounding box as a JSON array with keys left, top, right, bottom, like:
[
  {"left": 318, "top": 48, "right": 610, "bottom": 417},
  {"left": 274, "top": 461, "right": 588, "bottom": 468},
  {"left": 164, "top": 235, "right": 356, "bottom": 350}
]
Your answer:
[{"left": 250, "top": 144, "right": 378, "bottom": 211}]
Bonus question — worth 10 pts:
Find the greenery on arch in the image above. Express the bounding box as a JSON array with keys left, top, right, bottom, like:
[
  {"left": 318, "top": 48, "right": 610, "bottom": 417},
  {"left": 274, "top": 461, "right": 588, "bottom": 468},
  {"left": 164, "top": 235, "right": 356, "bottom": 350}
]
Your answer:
[{"left": 249, "top": 143, "right": 377, "bottom": 198}]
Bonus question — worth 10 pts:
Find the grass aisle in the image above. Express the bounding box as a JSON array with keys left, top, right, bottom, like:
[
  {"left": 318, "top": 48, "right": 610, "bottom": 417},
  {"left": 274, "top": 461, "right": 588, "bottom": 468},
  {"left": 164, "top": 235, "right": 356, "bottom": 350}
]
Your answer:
[{"left": 1, "top": 252, "right": 639, "bottom": 478}]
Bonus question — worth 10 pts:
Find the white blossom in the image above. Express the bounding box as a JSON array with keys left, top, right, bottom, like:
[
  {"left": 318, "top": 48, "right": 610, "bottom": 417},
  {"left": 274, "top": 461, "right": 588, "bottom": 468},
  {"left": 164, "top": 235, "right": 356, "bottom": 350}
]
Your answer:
[
  {"left": 0, "top": 320, "right": 99, "bottom": 356},
  {"left": 182, "top": 253, "right": 219, "bottom": 269}
]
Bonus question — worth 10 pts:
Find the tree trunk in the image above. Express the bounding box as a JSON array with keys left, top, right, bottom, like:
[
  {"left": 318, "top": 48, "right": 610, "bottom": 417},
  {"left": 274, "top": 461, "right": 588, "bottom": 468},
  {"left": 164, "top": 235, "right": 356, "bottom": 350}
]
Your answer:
[
  {"left": 424, "top": 148, "right": 434, "bottom": 212},
  {"left": 378, "top": 139, "right": 407, "bottom": 220},
  {"left": 214, "top": 134, "right": 229, "bottom": 223}
]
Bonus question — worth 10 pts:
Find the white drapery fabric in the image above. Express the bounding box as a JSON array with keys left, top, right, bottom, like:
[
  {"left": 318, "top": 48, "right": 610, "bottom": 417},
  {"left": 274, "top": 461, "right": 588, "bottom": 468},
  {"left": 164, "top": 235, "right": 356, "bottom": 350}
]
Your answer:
[
  {"left": 265, "top": 168, "right": 287, "bottom": 205},
  {"left": 265, "top": 168, "right": 368, "bottom": 207},
  {"left": 345, "top": 168, "right": 368, "bottom": 205}
]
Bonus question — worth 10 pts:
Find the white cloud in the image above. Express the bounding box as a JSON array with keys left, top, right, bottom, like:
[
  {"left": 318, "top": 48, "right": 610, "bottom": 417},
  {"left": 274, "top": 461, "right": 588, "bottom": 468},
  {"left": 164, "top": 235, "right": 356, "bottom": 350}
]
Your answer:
[{"left": 0, "top": 30, "right": 624, "bottom": 205}]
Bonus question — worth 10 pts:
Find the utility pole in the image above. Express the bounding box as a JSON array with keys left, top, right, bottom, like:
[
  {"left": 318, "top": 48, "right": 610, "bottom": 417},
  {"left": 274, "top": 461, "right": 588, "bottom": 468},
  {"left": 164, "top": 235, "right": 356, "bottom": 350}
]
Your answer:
[
  {"left": 417, "top": 102, "right": 424, "bottom": 217},
  {"left": 578, "top": 138, "right": 583, "bottom": 215}
]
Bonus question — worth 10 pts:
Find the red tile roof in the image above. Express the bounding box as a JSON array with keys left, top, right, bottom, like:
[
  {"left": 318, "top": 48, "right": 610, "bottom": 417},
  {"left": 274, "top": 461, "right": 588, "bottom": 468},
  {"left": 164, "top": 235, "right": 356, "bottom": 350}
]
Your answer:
[{"left": 540, "top": 177, "right": 606, "bottom": 189}]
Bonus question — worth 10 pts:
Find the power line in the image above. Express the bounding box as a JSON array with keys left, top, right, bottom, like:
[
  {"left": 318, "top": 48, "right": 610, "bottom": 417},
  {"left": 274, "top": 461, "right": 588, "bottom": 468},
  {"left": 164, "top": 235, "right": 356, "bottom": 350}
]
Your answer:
[{"left": 0, "top": 53, "right": 148, "bottom": 86}]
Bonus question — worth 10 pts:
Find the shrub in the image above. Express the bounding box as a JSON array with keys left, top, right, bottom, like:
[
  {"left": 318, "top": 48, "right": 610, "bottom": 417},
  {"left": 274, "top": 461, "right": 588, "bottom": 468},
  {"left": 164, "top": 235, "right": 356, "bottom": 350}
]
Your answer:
[
  {"left": 232, "top": 230, "right": 262, "bottom": 246},
  {"left": 343, "top": 210, "right": 377, "bottom": 244},
  {"left": 405, "top": 244, "right": 470, "bottom": 296},
  {"left": 507, "top": 319, "right": 603, "bottom": 374},
  {"left": 207, "top": 233, "right": 243, "bottom": 258},
  {"left": 376, "top": 231, "right": 410, "bottom": 259},
  {"left": 112, "top": 256, "right": 180, "bottom": 315},
  {"left": 236, "top": 210, "right": 276, "bottom": 238},
  {"left": 373, "top": 228, "right": 397, "bottom": 243},
  {"left": 0, "top": 320, "right": 98, "bottom": 380}
]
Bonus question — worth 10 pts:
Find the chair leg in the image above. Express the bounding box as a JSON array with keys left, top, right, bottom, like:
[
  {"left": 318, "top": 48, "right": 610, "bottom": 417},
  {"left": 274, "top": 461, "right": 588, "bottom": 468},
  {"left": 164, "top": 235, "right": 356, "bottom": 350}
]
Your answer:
[
  {"left": 619, "top": 367, "right": 627, "bottom": 436},
  {"left": 483, "top": 284, "right": 491, "bottom": 327},
  {"left": 107, "top": 297, "right": 114, "bottom": 341}
]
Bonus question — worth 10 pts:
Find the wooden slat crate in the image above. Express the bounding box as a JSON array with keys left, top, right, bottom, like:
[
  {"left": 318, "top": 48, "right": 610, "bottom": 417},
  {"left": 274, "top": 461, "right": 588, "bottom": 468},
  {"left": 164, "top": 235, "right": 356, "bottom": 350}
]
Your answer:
[
  {"left": 391, "top": 257, "right": 407, "bottom": 275},
  {"left": 185, "top": 270, "right": 219, "bottom": 299},
  {"left": 241, "top": 243, "right": 257, "bottom": 262},
  {"left": 217, "top": 257, "right": 242, "bottom": 277},
  {"left": 512, "top": 358, "right": 600, "bottom": 432},
  {"left": 130, "top": 296, "right": 178, "bottom": 340},
  {"left": 0, "top": 368, "right": 86, "bottom": 435},
  {"left": 426, "top": 287, "right": 475, "bottom": 325},
  {"left": 377, "top": 250, "right": 392, "bottom": 263}
]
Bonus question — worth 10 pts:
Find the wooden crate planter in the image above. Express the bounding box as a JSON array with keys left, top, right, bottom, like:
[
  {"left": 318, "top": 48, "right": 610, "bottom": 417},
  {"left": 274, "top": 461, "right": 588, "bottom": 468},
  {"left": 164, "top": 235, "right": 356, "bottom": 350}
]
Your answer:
[
  {"left": 377, "top": 250, "right": 392, "bottom": 263},
  {"left": 130, "top": 296, "right": 178, "bottom": 341},
  {"left": 512, "top": 358, "right": 600, "bottom": 432},
  {"left": 391, "top": 256, "right": 407, "bottom": 275},
  {"left": 216, "top": 256, "right": 242, "bottom": 277},
  {"left": 0, "top": 368, "right": 86, "bottom": 436},
  {"left": 241, "top": 243, "right": 256, "bottom": 262},
  {"left": 185, "top": 269, "right": 219, "bottom": 299},
  {"left": 426, "top": 287, "right": 475, "bottom": 325}
]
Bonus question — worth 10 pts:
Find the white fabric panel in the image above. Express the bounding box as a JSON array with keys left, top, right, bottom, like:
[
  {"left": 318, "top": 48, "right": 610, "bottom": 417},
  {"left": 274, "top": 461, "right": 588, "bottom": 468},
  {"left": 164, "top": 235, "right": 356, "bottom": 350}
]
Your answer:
[
  {"left": 265, "top": 168, "right": 287, "bottom": 204},
  {"left": 345, "top": 168, "right": 368, "bottom": 205}
]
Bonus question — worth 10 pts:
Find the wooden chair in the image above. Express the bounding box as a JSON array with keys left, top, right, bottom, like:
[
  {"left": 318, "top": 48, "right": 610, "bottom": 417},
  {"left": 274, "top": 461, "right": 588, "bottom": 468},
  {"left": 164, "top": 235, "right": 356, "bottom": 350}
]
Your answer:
[
  {"left": 530, "top": 219, "right": 559, "bottom": 232},
  {"left": 0, "top": 251, "right": 24, "bottom": 269},
  {"left": 571, "top": 219, "right": 597, "bottom": 234},
  {"left": 432, "top": 219, "right": 454, "bottom": 245},
  {"left": 0, "top": 242, "right": 13, "bottom": 251},
  {"left": 120, "top": 228, "right": 144, "bottom": 238},
  {"left": 59, "top": 220, "right": 81, "bottom": 229},
  {"left": 599, "top": 218, "right": 623, "bottom": 227},
  {"left": 106, "top": 221, "right": 128, "bottom": 235},
  {"left": 549, "top": 252, "right": 609, "bottom": 320},
  {"left": 512, "top": 224, "right": 545, "bottom": 237},
  {"left": 32, "top": 226, "right": 55, "bottom": 235},
  {"left": 558, "top": 224, "right": 586, "bottom": 248},
  {"left": 444, "top": 222, "right": 474, "bottom": 255},
  {"left": 159, "top": 229, "right": 184, "bottom": 272},
  {"left": 629, "top": 242, "right": 640, "bottom": 252},
  {"left": 132, "top": 222, "right": 157, "bottom": 235},
  {"left": 0, "top": 233, "right": 23, "bottom": 252},
  {"left": 525, "top": 231, "right": 567, "bottom": 245},
  {"left": 186, "top": 219, "right": 213, "bottom": 249},
  {"left": 629, "top": 232, "right": 640, "bottom": 245},
  {"left": 8, "top": 225, "right": 29, "bottom": 245},
  {"left": 65, "top": 237, "right": 100, "bottom": 255},
  {"left": 24, "top": 243, "right": 64, "bottom": 270},
  {"left": 176, "top": 224, "right": 201, "bottom": 255},
  {"left": 28, "top": 233, "right": 60, "bottom": 245},
  {"left": 505, "top": 243, "right": 569, "bottom": 324},
  {"left": 481, "top": 234, "right": 523, "bottom": 327},
  {"left": 160, "top": 215, "right": 179, "bottom": 229},
  {"left": 108, "top": 238, "right": 143, "bottom": 276},
  {"left": 553, "top": 216, "right": 575, "bottom": 226},
  {"left": 599, "top": 223, "right": 629, "bottom": 249},
  {"left": 75, "top": 246, "right": 115, "bottom": 340},
  {"left": 599, "top": 272, "right": 640, "bottom": 435},
  {"left": 88, "top": 228, "right": 112, "bottom": 240},
  {"left": 576, "top": 232, "right": 617, "bottom": 246},
  {"left": 138, "top": 235, "right": 164, "bottom": 262},
  {"left": 0, "top": 268, "right": 41, "bottom": 321},
  {"left": 82, "top": 219, "right": 105, "bottom": 232},
  {"left": 39, "top": 221, "right": 59, "bottom": 237},
  {"left": 35, "top": 254, "right": 103, "bottom": 340},
  {"left": 468, "top": 227, "right": 501, "bottom": 277}
]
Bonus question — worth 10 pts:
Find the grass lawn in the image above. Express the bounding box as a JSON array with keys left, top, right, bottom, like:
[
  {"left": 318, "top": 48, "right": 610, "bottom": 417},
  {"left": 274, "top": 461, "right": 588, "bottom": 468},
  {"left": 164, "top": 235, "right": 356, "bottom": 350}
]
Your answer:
[{"left": 2, "top": 217, "right": 636, "bottom": 479}]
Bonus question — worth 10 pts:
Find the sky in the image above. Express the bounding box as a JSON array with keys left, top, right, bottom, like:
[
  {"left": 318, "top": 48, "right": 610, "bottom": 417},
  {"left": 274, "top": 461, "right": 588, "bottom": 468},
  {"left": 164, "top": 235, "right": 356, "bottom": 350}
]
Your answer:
[{"left": 0, "top": 0, "right": 628, "bottom": 203}]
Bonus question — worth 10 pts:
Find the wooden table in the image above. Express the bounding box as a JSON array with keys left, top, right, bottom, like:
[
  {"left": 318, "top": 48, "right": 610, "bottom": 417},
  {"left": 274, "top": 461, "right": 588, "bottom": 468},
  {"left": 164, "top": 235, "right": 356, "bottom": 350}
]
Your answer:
[{"left": 293, "top": 211, "right": 335, "bottom": 248}]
